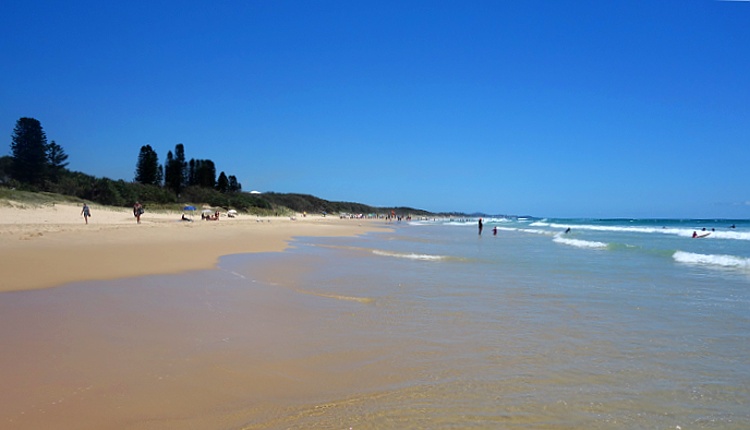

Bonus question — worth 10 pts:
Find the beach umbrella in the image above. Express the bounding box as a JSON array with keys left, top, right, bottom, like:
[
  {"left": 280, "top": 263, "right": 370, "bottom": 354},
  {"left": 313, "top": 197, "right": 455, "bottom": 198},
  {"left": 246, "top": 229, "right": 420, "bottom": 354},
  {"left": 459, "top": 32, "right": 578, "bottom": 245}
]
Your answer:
[
  {"left": 183, "top": 205, "right": 196, "bottom": 211},
  {"left": 227, "top": 209, "right": 237, "bottom": 215}
]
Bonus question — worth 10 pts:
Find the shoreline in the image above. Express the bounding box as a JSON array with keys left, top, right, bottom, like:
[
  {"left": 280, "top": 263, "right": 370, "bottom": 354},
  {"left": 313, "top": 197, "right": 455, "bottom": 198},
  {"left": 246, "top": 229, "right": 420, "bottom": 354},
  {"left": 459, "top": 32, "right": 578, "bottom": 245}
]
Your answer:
[{"left": 0, "top": 202, "right": 387, "bottom": 293}]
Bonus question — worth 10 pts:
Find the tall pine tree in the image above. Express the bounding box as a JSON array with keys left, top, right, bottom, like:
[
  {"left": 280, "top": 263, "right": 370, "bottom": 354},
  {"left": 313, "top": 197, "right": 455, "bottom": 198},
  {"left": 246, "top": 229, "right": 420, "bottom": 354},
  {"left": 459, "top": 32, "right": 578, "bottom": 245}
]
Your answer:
[
  {"left": 10, "top": 117, "right": 48, "bottom": 186},
  {"left": 188, "top": 159, "right": 216, "bottom": 188},
  {"left": 135, "top": 145, "right": 162, "bottom": 185},
  {"left": 216, "top": 171, "right": 229, "bottom": 193},
  {"left": 228, "top": 175, "right": 241, "bottom": 192}
]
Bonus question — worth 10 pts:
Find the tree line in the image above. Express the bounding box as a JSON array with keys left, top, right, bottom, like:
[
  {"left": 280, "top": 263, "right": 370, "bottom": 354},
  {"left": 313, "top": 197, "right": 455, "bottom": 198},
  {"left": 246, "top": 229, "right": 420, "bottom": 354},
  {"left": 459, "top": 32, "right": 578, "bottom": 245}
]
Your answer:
[
  {"left": 1, "top": 117, "right": 270, "bottom": 211},
  {"left": 135, "top": 143, "right": 242, "bottom": 194},
  {"left": 2, "top": 117, "right": 436, "bottom": 216}
]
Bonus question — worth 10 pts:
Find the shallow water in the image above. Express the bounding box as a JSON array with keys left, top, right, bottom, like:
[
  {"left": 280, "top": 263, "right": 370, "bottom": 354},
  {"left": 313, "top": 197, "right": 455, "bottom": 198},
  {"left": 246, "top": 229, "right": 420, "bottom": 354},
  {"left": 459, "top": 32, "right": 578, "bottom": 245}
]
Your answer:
[
  {"left": 1, "top": 219, "right": 749, "bottom": 429},
  {"left": 230, "top": 219, "right": 750, "bottom": 428}
]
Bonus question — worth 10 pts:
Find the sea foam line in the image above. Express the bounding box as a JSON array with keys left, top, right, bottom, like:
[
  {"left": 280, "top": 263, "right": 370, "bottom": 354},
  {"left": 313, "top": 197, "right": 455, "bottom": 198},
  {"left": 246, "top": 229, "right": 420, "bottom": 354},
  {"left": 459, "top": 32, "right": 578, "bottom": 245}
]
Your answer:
[
  {"left": 372, "top": 250, "right": 447, "bottom": 261},
  {"left": 673, "top": 251, "right": 750, "bottom": 269}
]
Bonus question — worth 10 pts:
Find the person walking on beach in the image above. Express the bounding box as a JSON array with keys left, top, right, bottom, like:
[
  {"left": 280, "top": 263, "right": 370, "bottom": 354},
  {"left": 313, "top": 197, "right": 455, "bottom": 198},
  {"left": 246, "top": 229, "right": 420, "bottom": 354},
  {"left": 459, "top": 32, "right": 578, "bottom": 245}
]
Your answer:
[
  {"left": 133, "top": 201, "right": 144, "bottom": 224},
  {"left": 81, "top": 203, "right": 91, "bottom": 224},
  {"left": 478, "top": 218, "right": 483, "bottom": 235}
]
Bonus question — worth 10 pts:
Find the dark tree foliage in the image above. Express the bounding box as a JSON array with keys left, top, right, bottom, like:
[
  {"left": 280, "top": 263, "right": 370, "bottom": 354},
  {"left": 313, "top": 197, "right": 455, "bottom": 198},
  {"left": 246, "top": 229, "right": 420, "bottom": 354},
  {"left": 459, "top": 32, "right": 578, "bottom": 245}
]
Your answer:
[
  {"left": 188, "top": 159, "right": 216, "bottom": 188},
  {"left": 0, "top": 155, "right": 12, "bottom": 184},
  {"left": 10, "top": 117, "right": 48, "bottom": 186},
  {"left": 43, "top": 169, "right": 175, "bottom": 207},
  {"left": 135, "top": 145, "right": 162, "bottom": 185},
  {"left": 45, "top": 140, "right": 70, "bottom": 185},
  {"left": 164, "top": 151, "right": 175, "bottom": 189},
  {"left": 228, "top": 175, "right": 241, "bottom": 192},
  {"left": 174, "top": 143, "right": 186, "bottom": 186},
  {"left": 216, "top": 171, "right": 229, "bottom": 193},
  {"left": 164, "top": 144, "right": 187, "bottom": 194},
  {"left": 46, "top": 140, "right": 69, "bottom": 170},
  {"left": 187, "top": 159, "right": 196, "bottom": 186}
]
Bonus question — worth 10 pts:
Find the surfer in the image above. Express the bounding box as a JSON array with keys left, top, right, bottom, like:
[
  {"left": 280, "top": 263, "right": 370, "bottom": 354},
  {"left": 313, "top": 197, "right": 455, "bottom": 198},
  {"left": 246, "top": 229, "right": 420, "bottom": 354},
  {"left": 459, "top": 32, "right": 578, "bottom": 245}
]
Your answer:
[
  {"left": 692, "top": 231, "right": 697, "bottom": 238},
  {"left": 565, "top": 227, "right": 571, "bottom": 234}
]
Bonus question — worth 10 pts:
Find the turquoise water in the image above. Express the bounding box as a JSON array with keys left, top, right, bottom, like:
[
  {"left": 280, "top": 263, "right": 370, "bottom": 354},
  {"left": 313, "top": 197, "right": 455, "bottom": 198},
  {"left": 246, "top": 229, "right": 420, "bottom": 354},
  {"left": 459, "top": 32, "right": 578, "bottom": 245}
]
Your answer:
[{"left": 221, "top": 217, "right": 750, "bottom": 428}]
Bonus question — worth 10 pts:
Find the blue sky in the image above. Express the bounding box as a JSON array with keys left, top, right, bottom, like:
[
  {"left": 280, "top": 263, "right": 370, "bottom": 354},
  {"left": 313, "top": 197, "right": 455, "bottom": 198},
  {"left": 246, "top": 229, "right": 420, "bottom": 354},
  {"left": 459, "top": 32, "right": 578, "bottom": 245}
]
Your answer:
[{"left": 2, "top": 1, "right": 748, "bottom": 218}]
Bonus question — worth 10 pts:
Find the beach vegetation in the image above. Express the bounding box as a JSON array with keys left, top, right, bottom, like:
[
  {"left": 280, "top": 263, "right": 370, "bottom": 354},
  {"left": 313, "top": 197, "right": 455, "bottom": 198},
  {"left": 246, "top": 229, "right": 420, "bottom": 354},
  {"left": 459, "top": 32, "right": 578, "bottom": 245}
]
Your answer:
[
  {"left": 258, "top": 192, "right": 432, "bottom": 217},
  {"left": 0, "top": 188, "right": 83, "bottom": 207},
  {"left": 180, "top": 185, "right": 270, "bottom": 212},
  {"left": 0, "top": 156, "right": 12, "bottom": 184}
]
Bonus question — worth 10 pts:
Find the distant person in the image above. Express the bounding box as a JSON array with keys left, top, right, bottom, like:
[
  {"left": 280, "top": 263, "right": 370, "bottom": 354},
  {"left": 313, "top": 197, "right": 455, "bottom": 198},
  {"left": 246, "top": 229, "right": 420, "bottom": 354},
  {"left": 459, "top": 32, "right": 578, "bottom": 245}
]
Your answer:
[
  {"left": 133, "top": 202, "right": 144, "bottom": 224},
  {"left": 730, "top": 224, "right": 736, "bottom": 229},
  {"left": 492, "top": 226, "right": 498, "bottom": 236},
  {"left": 181, "top": 214, "right": 192, "bottom": 222},
  {"left": 565, "top": 227, "right": 571, "bottom": 234},
  {"left": 81, "top": 203, "right": 91, "bottom": 224},
  {"left": 478, "top": 218, "right": 483, "bottom": 235},
  {"left": 692, "top": 231, "right": 697, "bottom": 238}
]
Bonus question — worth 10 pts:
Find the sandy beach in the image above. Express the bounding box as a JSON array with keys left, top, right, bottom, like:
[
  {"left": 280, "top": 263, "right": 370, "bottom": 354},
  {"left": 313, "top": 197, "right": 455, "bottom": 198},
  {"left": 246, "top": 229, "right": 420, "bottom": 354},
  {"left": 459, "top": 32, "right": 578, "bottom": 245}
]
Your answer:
[
  {"left": 0, "top": 201, "right": 385, "bottom": 292},
  {"left": 0, "top": 201, "right": 393, "bottom": 429}
]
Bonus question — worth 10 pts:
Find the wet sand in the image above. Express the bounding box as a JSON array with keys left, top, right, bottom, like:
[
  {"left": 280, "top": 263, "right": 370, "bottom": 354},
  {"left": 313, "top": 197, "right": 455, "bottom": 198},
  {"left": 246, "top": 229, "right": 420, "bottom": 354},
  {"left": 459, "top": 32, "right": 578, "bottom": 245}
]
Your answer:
[{"left": 0, "top": 201, "right": 389, "bottom": 429}]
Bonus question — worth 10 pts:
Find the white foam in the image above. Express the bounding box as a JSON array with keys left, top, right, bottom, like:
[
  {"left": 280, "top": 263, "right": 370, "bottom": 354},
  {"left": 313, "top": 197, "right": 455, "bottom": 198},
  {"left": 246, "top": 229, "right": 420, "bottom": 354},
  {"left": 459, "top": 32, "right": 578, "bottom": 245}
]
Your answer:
[
  {"left": 443, "top": 221, "right": 477, "bottom": 226},
  {"left": 553, "top": 236, "right": 608, "bottom": 249},
  {"left": 533, "top": 222, "right": 750, "bottom": 241},
  {"left": 372, "top": 250, "right": 446, "bottom": 261},
  {"left": 673, "top": 251, "right": 750, "bottom": 269},
  {"left": 486, "top": 217, "right": 514, "bottom": 223}
]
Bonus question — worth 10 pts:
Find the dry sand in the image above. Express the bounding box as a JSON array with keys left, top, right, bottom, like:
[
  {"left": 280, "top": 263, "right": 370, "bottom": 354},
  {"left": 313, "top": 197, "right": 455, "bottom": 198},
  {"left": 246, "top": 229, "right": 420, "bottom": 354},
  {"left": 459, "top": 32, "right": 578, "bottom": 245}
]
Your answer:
[{"left": 0, "top": 201, "right": 386, "bottom": 292}]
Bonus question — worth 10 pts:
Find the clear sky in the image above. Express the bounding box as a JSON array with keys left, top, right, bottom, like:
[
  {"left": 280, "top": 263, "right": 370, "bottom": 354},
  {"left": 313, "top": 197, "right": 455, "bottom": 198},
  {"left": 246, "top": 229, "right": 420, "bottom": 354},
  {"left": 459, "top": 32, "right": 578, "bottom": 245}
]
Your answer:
[{"left": 2, "top": 0, "right": 748, "bottom": 218}]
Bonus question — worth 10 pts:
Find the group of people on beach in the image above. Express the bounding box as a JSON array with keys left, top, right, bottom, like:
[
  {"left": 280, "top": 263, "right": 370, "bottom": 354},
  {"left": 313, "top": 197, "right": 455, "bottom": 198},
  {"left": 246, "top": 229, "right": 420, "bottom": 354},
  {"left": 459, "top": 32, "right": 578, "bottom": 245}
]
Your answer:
[{"left": 201, "top": 210, "right": 221, "bottom": 221}]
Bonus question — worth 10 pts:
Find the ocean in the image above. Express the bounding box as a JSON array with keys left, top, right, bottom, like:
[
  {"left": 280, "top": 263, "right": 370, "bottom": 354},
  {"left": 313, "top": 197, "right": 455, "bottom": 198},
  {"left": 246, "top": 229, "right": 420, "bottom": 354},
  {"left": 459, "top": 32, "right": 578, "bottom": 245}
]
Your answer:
[
  {"left": 3, "top": 217, "right": 749, "bottom": 429},
  {"left": 222, "top": 217, "right": 750, "bottom": 428}
]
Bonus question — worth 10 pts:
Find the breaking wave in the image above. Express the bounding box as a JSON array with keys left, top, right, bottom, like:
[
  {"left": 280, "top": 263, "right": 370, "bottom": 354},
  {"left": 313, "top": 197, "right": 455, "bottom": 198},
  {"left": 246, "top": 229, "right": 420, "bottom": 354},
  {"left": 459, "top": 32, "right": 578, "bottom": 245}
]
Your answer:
[
  {"left": 532, "top": 222, "right": 750, "bottom": 241},
  {"left": 673, "top": 251, "right": 750, "bottom": 269},
  {"left": 552, "top": 235, "right": 608, "bottom": 249}
]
